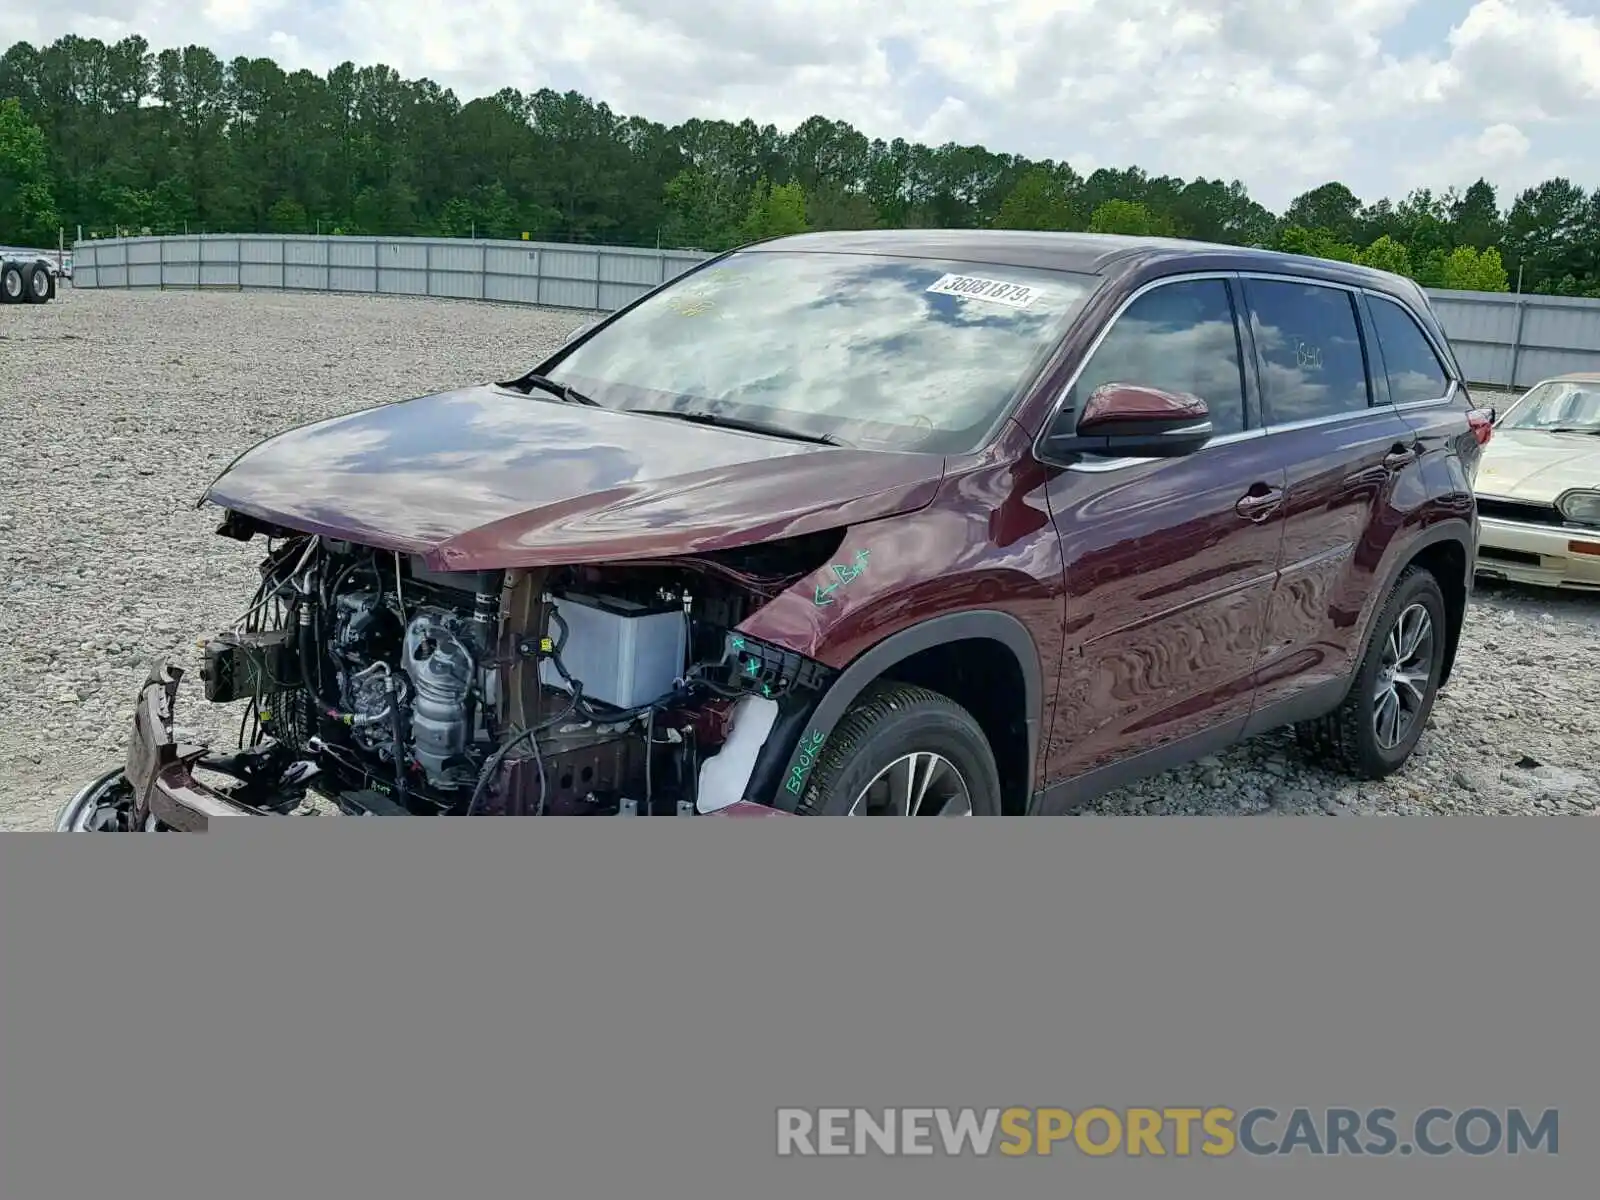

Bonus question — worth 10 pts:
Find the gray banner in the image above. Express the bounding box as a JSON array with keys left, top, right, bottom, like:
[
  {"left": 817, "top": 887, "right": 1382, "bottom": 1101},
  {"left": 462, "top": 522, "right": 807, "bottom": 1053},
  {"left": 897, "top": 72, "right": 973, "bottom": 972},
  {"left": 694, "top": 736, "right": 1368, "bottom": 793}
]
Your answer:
[{"left": 3, "top": 820, "right": 1594, "bottom": 1199}]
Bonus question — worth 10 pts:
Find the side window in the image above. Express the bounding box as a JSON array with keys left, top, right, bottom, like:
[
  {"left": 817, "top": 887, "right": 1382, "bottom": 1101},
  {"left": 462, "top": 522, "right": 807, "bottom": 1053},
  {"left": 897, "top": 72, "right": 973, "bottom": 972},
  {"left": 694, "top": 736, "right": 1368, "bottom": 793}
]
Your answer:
[
  {"left": 1070, "top": 278, "right": 1246, "bottom": 437},
  {"left": 1243, "top": 280, "right": 1370, "bottom": 424},
  {"left": 1367, "top": 294, "right": 1451, "bottom": 405}
]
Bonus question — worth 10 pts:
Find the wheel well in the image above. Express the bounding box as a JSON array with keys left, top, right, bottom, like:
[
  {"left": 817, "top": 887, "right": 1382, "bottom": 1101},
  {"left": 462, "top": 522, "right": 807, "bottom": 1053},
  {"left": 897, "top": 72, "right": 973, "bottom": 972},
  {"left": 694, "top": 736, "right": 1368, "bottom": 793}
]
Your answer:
[
  {"left": 880, "top": 638, "right": 1031, "bottom": 814},
  {"left": 1410, "top": 538, "right": 1467, "bottom": 687}
]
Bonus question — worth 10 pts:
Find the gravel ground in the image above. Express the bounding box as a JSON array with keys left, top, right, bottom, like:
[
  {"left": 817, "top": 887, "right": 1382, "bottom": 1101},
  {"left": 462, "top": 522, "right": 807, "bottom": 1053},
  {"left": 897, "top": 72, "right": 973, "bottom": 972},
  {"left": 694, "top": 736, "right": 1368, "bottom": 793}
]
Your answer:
[{"left": 1, "top": 287, "right": 1595, "bottom": 827}]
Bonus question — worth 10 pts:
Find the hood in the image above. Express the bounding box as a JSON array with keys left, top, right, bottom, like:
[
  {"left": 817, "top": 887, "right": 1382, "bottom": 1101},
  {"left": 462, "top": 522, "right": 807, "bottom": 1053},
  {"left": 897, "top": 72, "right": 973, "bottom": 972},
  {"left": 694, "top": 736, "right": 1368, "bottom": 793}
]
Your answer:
[
  {"left": 1476, "top": 428, "right": 1600, "bottom": 502},
  {"left": 204, "top": 384, "right": 946, "bottom": 570}
]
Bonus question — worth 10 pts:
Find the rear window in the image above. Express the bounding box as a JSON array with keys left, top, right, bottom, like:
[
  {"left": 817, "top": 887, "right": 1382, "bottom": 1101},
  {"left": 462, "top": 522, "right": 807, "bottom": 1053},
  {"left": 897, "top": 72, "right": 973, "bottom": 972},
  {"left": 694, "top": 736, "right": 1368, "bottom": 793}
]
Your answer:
[
  {"left": 1243, "top": 279, "right": 1371, "bottom": 423},
  {"left": 546, "top": 250, "right": 1100, "bottom": 452},
  {"left": 1368, "top": 295, "right": 1450, "bottom": 405}
]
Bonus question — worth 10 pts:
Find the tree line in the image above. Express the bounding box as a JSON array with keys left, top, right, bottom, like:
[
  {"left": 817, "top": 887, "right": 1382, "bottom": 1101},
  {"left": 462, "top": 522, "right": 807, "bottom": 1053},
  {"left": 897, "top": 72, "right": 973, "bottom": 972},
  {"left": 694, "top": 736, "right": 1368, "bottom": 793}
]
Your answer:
[{"left": 3, "top": 33, "right": 1598, "bottom": 297}]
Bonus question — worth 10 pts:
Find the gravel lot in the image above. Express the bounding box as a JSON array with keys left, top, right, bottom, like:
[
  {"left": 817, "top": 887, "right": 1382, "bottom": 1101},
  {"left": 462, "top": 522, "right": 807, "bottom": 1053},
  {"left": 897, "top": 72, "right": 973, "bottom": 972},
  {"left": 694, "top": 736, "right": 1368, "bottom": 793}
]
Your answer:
[{"left": 1, "top": 287, "right": 1595, "bottom": 827}]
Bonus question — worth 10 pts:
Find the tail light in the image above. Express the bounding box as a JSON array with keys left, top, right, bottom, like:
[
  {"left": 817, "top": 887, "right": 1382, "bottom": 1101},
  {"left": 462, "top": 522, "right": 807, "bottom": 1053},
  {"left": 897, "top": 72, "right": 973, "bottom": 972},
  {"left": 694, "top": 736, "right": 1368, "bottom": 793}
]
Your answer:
[{"left": 1467, "top": 408, "right": 1495, "bottom": 447}]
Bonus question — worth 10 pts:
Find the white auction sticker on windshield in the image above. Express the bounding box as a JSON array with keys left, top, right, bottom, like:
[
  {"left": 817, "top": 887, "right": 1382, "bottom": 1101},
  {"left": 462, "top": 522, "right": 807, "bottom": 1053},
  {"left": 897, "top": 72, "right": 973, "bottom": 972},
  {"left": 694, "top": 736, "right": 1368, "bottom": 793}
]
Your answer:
[{"left": 926, "top": 273, "right": 1039, "bottom": 309}]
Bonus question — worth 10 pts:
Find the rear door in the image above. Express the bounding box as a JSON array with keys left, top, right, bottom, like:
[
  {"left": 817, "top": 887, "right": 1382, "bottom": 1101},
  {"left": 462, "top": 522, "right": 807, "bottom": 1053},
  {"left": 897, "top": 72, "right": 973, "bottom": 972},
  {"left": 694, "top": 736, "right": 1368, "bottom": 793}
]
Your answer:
[
  {"left": 1360, "top": 288, "right": 1483, "bottom": 502},
  {"left": 1239, "top": 274, "right": 1420, "bottom": 727},
  {"left": 1040, "top": 274, "right": 1288, "bottom": 793}
]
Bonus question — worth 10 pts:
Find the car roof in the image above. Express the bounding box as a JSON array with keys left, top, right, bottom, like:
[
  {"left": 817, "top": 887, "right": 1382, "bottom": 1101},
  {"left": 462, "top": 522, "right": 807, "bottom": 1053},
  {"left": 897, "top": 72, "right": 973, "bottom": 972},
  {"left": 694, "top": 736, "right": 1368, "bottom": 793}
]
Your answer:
[
  {"left": 1539, "top": 372, "right": 1600, "bottom": 384},
  {"left": 746, "top": 228, "right": 1425, "bottom": 297}
]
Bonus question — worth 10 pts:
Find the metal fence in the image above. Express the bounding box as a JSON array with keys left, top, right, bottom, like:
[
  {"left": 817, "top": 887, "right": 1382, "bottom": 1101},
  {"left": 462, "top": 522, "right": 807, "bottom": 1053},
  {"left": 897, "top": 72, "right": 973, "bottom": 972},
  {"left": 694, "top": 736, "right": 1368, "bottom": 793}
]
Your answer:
[
  {"left": 1422, "top": 289, "right": 1600, "bottom": 391},
  {"left": 66, "top": 234, "right": 1600, "bottom": 391},
  {"left": 68, "top": 234, "right": 709, "bottom": 314}
]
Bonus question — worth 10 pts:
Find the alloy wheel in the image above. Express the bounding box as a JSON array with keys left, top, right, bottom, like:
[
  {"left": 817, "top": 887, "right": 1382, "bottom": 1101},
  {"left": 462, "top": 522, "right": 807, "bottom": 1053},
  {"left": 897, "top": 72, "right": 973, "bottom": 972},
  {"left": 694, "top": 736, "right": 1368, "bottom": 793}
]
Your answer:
[
  {"left": 848, "top": 751, "right": 972, "bottom": 815},
  {"left": 1372, "top": 602, "right": 1435, "bottom": 751}
]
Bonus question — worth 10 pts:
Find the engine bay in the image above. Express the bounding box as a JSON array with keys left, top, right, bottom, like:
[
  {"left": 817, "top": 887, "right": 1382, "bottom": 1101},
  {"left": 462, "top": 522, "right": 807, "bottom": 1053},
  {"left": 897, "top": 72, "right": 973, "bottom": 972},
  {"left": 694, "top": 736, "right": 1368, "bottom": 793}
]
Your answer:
[{"left": 191, "top": 522, "right": 841, "bottom": 816}]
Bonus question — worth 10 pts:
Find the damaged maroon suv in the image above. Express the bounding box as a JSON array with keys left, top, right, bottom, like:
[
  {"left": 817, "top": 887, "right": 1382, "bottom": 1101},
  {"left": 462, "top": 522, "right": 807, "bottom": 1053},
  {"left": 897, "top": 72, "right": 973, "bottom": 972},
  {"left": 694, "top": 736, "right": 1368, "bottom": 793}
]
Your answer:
[{"left": 61, "top": 229, "right": 1492, "bottom": 829}]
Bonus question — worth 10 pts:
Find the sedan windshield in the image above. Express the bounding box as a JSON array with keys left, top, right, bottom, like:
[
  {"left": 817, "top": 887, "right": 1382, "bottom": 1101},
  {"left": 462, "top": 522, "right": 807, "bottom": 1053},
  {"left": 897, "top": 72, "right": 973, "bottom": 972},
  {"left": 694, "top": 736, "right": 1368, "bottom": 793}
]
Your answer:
[
  {"left": 1499, "top": 380, "right": 1600, "bottom": 433},
  {"left": 543, "top": 250, "right": 1100, "bottom": 452}
]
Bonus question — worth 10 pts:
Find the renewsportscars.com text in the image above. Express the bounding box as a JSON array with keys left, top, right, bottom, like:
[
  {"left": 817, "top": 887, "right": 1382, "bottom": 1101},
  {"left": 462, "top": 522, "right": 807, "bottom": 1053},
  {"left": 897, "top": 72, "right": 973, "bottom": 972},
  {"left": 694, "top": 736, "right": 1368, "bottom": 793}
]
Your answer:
[{"left": 776, "top": 1106, "right": 1560, "bottom": 1158}]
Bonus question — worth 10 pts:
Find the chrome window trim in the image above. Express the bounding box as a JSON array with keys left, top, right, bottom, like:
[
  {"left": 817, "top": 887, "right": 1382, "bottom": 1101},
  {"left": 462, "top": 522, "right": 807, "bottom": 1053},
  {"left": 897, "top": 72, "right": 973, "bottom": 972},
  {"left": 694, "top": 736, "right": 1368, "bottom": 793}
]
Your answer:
[
  {"left": 1393, "top": 379, "right": 1459, "bottom": 412},
  {"left": 1239, "top": 269, "right": 1362, "bottom": 294},
  {"left": 1064, "top": 427, "right": 1267, "bottom": 474},
  {"left": 1032, "top": 270, "right": 1243, "bottom": 472}
]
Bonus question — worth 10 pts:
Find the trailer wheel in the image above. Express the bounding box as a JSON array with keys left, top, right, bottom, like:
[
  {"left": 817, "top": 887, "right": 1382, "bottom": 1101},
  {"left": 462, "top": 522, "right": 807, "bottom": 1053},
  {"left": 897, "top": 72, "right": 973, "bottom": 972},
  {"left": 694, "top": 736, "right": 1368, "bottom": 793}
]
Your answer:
[
  {"left": 24, "top": 262, "right": 53, "bottom": 303},
  {"left": 0, "top": 263, "right": 23, "bottom": 304}
]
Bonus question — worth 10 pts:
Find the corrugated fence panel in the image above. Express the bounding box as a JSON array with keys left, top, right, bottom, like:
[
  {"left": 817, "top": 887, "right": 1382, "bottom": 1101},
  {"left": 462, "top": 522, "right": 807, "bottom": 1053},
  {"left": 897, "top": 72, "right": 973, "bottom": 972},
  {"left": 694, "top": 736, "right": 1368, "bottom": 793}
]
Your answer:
[
  {"left": 240, "top": 238, "right": 283, "bottom": 264},
  {"left": 599, "top": 250, "right": 666, "bottom": 286},
  {"left": 240, "top": 263, "right": 282, "bottom": 288},
  {"left": 284, "top": 239, "right": 329, "bottom": 266},
  {"left": 65, "top": 235, "right": 1600, "bottom": 389},
  {"left": 329, "top": 266, "right": 376, "bottom": 292},
  {"left": 285, "top": 264, "right": 327, "bottom": 290}
]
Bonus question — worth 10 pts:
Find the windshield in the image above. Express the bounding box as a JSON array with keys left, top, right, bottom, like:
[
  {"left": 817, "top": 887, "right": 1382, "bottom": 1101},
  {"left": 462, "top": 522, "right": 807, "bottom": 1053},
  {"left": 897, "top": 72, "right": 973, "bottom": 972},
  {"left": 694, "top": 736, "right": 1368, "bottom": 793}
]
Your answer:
[
  {"left": 1500, "top": 380, "right": 1600, "bottom": 433},
  {"left": 543, "top": 250, "right": 1100, "bottom": 452}
]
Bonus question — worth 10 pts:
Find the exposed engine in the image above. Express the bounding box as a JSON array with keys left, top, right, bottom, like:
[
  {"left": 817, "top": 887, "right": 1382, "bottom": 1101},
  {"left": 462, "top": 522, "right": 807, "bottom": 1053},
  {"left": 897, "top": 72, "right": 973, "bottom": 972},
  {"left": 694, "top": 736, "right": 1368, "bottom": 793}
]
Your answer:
[{"left": 195, "top": 524, "right": 843, "bottom": 816}]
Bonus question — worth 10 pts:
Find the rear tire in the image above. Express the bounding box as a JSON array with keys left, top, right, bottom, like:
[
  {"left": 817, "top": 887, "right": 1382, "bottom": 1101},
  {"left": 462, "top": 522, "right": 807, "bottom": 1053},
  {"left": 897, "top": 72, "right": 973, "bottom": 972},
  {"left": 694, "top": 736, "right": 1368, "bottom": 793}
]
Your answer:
[
  {"left": 24, "top": 263, "right": 52, "bottom": 303},
  {"left": 796, "top": 682, "right": 1002, "bottom": 815},
  {"left": 1293, "top": 565, "right": 1447, "bottom": 779},
  {"left": 0, "top": 263, "right": 23, "bottom": 304}
]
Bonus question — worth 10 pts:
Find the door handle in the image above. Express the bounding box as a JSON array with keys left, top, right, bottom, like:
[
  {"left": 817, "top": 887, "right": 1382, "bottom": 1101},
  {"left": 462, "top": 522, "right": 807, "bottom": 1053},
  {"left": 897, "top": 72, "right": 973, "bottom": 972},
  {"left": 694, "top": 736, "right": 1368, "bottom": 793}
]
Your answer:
[
  {"left": 1235, "top": 486, "right": 1283, "bottom": 522},
  {"left": 1383, "top": 443, "right": 1419, "bottom": 469}
]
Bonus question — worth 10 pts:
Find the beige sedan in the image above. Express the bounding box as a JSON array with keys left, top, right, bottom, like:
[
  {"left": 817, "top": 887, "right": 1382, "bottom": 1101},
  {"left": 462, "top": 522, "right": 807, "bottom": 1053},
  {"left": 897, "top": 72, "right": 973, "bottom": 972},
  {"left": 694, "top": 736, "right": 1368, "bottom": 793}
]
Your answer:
[{"left": 1473, "top": 372, "right": 1600, "bottom": 593}]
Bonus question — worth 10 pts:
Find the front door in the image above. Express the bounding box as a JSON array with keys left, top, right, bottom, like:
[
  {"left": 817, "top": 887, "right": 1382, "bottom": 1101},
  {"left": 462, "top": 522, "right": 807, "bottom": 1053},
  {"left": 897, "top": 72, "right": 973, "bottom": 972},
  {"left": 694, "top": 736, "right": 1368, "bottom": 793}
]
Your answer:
[{"left": 1039, "top": 275, "right": 1287, "bottom": 799}]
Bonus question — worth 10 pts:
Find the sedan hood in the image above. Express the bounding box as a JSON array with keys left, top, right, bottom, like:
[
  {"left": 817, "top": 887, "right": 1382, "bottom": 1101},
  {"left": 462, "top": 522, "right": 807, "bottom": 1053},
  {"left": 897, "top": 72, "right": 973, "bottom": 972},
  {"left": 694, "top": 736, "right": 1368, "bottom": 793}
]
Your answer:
[
  {"left": 1477, "top": 429, "right": 1600, "bottom": 501},
  {"left": 204, "top": 385, "right": 946, "bottom": 570}
]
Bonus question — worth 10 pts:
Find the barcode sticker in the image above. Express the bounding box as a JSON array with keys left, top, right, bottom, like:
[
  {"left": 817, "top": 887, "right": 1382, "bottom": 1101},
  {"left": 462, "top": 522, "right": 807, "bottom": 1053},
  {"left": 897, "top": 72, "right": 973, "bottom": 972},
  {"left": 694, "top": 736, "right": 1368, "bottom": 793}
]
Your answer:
[{"left": 925, "top": 273, "right": 1040, "bottom": 309}]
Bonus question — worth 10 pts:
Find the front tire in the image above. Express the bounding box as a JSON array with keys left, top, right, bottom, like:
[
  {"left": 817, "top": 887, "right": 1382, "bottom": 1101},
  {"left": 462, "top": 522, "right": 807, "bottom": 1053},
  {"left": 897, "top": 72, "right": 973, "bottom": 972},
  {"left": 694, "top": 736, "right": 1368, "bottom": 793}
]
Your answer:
[
  {"left": 0, "top": 263, "right": 22, "bottom": 304},
  {"left": 796, "top": 683, "right": 1002, "bottom": 815},
  {"left": 1294, "top": 565, "right": 1447, "bottom": 779}
]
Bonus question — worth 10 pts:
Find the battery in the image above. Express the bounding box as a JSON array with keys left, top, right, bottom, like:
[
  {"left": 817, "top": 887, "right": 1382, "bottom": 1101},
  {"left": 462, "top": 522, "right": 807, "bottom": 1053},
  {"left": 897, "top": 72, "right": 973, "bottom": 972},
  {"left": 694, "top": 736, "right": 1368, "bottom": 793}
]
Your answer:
[{"left": 539, "top": 592, "right": 688, "bottom": 710}]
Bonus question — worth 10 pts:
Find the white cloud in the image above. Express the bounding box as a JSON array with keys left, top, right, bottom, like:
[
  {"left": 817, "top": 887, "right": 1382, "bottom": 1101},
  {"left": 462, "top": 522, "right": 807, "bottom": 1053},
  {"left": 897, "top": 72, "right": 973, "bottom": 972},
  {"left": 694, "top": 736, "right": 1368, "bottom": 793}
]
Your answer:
[
  {"left": 2, "top": 0, "right": 1596, "bottom": 210},
  {"left": 1399, "top": 121, "right": 1574, "bottom": 198}
]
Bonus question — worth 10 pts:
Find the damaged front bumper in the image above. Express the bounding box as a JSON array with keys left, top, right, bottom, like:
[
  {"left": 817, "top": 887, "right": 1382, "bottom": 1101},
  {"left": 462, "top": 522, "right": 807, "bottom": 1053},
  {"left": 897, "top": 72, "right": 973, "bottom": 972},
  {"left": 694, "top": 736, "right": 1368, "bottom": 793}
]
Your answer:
[{"left": 57, "top": 663, "right": 789, "bottom": 830}]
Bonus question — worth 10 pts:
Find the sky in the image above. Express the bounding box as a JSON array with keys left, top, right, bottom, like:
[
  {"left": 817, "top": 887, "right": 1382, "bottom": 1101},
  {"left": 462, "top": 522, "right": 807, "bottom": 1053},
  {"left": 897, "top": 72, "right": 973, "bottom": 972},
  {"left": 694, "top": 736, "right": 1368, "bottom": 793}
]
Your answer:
[{"left": 4, "top": 0, "right": 1598, "bottom": 212}]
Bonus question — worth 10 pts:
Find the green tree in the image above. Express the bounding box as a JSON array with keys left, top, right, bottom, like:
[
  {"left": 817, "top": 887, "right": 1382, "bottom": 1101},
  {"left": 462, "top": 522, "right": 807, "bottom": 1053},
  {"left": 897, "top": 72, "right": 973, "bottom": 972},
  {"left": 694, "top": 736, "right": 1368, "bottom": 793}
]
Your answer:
[
  {"left": 737, "top": 177, "right": 808, "bottom": 243},
  {"left": 1088, "top": 198, "right": 1170, "bottom": 236},
  {"left": 1356, "top": 234, "right": 1412, "bottom": 277},
  {"left": 267, "top": 196, "right": 308, "bottom": 233},
  {"left": 1438, "top": 245, "right": 1510, "bottom": 292},
  {"left": 1277, "top": 224, "right": 1358, "bottom": 263},
  {"left": 1283, "top": 182, "right": 1362, "bottom": 243},
  {"left": 1449, "top": 179, "right": 1503, "bottom": 250},
  {"left": 993, "top": 167, "right": 1078, "bottom": 230},
  {"left": 0, "top": 96, "right": 58, "bottom": 243}
]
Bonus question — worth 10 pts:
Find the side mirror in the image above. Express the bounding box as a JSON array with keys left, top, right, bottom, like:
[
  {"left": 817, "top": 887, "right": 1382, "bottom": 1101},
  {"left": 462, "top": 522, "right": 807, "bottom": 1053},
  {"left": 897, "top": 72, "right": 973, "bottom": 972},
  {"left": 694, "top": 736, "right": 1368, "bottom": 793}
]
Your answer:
[
  {"left": 1043, "top": 384, "right": 1213, "bottom": 460},
  {"left": 562, "top": 318, "right": 598, "bottom": 346}
]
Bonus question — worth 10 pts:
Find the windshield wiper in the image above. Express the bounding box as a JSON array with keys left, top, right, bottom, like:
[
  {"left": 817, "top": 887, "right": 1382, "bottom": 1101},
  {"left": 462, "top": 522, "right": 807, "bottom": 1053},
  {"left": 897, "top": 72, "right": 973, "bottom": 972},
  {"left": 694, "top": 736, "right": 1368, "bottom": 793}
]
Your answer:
[
  {"left": 517, "top": 373, "right": 600, "bottom": 406},
  {"left": 629, "top": 408, "right": 846, "bottom": 447},
  {"left": 1545, "top": 426, "right": 1600, "bottom": 435}
]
